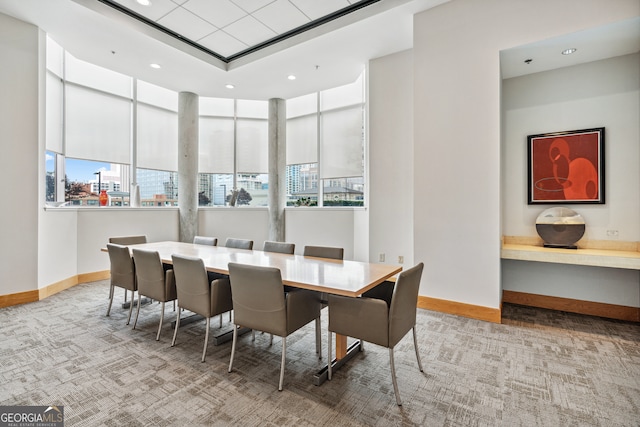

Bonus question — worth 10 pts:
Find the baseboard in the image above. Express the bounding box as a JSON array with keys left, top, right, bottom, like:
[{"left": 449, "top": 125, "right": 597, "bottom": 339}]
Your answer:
[
  {"left": 78, "top": 270, "right": 110, "bottom": 283},
  {"left": 0, "top": 271, "right": 110, "bottom": 309},
  {"left": 0, "top": 290, "right": 40, "bottom": 309},
  {"left": 418, "top": 296, "right": 502, "bottom": 323},
  {"left": 502, "top": 290, "right": 640, "bottom": 322}
]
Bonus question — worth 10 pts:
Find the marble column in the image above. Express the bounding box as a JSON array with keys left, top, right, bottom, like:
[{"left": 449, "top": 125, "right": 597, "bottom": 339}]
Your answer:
[
  {"left": 178, "top": 92, "right": 198, "bottom": 243},
  {"left": 268, "top": 98, "right": 286, "bottom": 242}
]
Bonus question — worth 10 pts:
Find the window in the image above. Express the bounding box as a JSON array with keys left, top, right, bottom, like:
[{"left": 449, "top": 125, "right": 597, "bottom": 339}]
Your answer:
[
  {"left": 286, "top": 72, "right": 365, "bottom": 206},
  {"left": 137, "top": 168, "right": 178, "bottom": 207},
  {"left": 199, "top": 98, "right": 269, "bottom": 207}
]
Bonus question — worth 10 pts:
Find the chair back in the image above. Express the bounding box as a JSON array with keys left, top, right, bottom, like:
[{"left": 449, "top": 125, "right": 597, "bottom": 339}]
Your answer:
[
  {"left": 132, "top": 249, "right": 169, "bottom": 301},
  {"left": 107, "top": 243, "right": 136, "bottom": 291},
  {"left": 263, "top": 241, "right": 295, "bottom": 255},
  {"left": 171, "top": 254, "right": 211, "bottom": 316},
  {"left": 225, "top": 238, "right": 254, "bottom": 250},
  {"left": 228, "top": 263, "right": 287, "bottom": 336},
  {"left": 109, "top": 235, "right": 147, "bottom": 245},
  {"left": 303, "top": 245, "right": 343, "bottom": 260},
  {"left": 193, "top": 236, "right": 217, "bottom": 246},
  {"left": 388, "top": 262, "right": 424, "bottom": 347}
]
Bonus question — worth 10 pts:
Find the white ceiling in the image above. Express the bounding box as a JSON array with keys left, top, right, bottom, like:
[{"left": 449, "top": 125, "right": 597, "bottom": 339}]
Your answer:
[{"left": 0, "top": 0, "right": 638, "bottom": 100}]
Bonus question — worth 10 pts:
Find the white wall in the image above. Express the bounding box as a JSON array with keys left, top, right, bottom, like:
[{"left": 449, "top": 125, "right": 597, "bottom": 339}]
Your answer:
[
  {"left": 284, "top": 208, "right": 356, "bottom": 258},
  {"left": 501, "top": 53, "right": 640, "bottom": 307},
  {"left": 198, "top": 208, "right": 269, "bottom": 250},
  {"left": 76, "top": 208, "right": 179, "bottom": 274},
  {"left": 0, "top": 14, "right": 40, "bottom": 295},
  {"left": 412, "top": 0, "right": 639, "bottom": 309},
  {"left": 368, "top": 49, "right": 415, "bottom": 268}
]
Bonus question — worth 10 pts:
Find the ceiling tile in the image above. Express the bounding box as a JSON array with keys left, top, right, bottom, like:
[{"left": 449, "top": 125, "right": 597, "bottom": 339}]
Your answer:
[
  {"left": 290, "top": 0, "right": 350, "bottom": 21},
  {"left": 223, "top": 15, "right": 277, "bottom": 47},
  {"left": 112, "top": 0, "right": 179, "bottom": 21},
  {"left": 230, "top": 0, "right": 276, "bottom": 14},
  {"left": 198, "top": 30, "right": 248, "bottom": 58},
  {"left": 158, "top": 7, "right": 217, "bottom": 41},
  {"left": 182, "top": 0, "right": 246, "bottom": 28},
  {"left": 253, "top": 0, "right": 310, "bottom": 34}
]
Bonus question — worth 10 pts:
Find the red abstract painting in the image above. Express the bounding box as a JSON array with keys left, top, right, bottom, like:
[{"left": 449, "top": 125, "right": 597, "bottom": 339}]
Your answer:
[{"left": 528, "top": 128, "right": 605, "bottom": 204}]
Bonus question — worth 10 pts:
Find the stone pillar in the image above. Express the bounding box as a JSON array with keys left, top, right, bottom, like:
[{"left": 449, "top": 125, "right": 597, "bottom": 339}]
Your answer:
[
  {"left": 268, "top": 98, "right": 286, "bottom": 242},
  {"left": 178, "top": 92, "right": 198, "bottom": 243}
]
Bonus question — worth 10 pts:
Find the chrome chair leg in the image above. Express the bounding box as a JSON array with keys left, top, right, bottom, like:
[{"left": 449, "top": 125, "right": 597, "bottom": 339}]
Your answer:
[
  {"left": 105, "top": 284, "right": 115, "bottom": 316},
  {"left": 171, "top": 307, "right": 181, "bottom": 347},
  {"left": 156, "top": 302, "right": 165, "bottom": 341},
  {"left": 228, "top": 326, "right": 238, "bottom": 372},
  {"left": 412, "top": 327, "right": 423, "bottom": 372},
  {"left": 327, "top": 330, "right": 332, "bottom": 380},
  {"left": 202, "top": 317, "right": 210, "bottom": 362},
  {"left": 315, "top": 317, "right": 322, "bottom": 358},
  {"left": 133, "top": 292, "right": 142, "bottom": 329},
  {"left": 389, "top": 348, "right": 402, "bottom": 406},
  {"left": 126, "top": 290, "right": 135, "bottom": 325},
  {"left": 278, "top": 337, "right": 286, "bottom": 391}
]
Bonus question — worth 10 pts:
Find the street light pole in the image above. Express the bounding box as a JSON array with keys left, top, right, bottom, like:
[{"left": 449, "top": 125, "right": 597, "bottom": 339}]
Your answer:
[{"left": 94, "top": 171, "right": 101, "bottom": 195}]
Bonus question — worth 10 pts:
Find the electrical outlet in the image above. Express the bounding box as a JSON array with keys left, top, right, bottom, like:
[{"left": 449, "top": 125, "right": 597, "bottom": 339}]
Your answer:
[
  {"left": 379, "top": 253, "right": 385, "bottom": 262},
  {"left": 606, "top": 230, "right": 619, "bottom": 238},
  {"left": 398, "top": 255, "right": 404, "bottom": 264}
]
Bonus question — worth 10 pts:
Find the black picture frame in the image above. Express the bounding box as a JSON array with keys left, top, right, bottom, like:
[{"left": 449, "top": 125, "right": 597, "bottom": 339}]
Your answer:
[{"left": 527, "top": 127, "right": 605, "bottom": 204}]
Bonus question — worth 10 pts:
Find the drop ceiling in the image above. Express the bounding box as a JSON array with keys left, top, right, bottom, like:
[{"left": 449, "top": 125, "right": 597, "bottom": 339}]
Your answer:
[{"left": 0, "top": 0, "right": 637, "bottom": 100}]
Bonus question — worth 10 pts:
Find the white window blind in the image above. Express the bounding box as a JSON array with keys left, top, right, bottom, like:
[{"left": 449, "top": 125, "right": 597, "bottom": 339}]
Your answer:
[
  {"left": 65, "top": 84, "right": 131, "bottom": 164},
  {"left": 46, "top": 72, "right": 64, "bottom": 154},
  {"left": 236, "top": 119, "right": 268, "bottom": 173},
  {"left": 199, "top": 117, "right": 234, "bottom": 174},
  {"left": 320, "top": 106, "right": 363, "bottom": 179},
  {"left": 286, "top": 115, "right": 317, "bottom": 165},
  {"left": 137, "top": 104, "right": 178, "bottom": 171}
]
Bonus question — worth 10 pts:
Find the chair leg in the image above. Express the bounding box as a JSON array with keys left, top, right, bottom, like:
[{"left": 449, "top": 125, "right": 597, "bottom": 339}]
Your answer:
[
  {"left": 278, "top": 337, "right": 286, "bottom": 391},
  {"left": 133, "top": 292, "right": 142, "bottom": 329},
  {"left": 219, "top": 314, "right": 223, "bottom": 328},
  {"left": 105, "top": 284, "right": 115, "bottom": 316},
  {"left": 315, "top": 316, "right": 322, "bottom": 358},
  {"left": 412, "top": 327, "right": 424, "bottom": 372},
  {"left": 173, "top": 300, "right": 176, "bottom": 312},
  {"left": 202, "top": 317, "right": 210, "bottom": 362},
  {"left": 126, "top": 290, "right": 135, "bottom": 325},
  {"left": 252, "top": 330, "right": 255, "bottom": 341},
  {"left": 270, "top": 334, "right": 273, "bottom": 346},
  {"left": 327, "top": 330, "right": 332, "bottom": 380},
  {"left": 156, "top": 302, "right": 165, "bottom": 341},
  {"left": 228, "top": 325, "right": 238, "bottom": 373},
  {"left": 389, "top": 348, "right": 402, "bottom": 406},
  {"left": 171, "top": 307, "right": 181, "bottom": 347}
]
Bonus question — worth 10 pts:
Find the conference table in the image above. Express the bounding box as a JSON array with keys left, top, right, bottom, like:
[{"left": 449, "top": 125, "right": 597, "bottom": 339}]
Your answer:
[{"left": 111, "top": 241, "right": 402, "bottom": 384}]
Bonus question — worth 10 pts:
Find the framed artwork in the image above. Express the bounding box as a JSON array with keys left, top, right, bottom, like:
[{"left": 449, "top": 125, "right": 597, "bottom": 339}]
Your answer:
[{"left": 527, "top": 127, "right": 605, "bottom": 204}]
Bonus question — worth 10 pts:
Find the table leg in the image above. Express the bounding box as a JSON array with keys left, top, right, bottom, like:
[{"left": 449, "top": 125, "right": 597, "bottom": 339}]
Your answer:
[{"left": 313, "top": 333, "right": 362, "bottom": 386}]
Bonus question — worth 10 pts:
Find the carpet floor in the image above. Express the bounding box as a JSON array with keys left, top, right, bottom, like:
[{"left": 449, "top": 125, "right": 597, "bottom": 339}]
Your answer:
[{"left": 1, "top": 280, "right": 639, "bottom": 426}]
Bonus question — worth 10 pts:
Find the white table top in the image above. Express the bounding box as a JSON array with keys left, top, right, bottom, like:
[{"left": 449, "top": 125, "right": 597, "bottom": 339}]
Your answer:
[{"left": 125, "top": 241, "right": 402, "bottom": 297}]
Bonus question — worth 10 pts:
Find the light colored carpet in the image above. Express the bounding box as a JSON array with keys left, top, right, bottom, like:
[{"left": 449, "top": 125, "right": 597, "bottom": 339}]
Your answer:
[{"left": 1, "top": 280, "right": 639, "bottom": 426}]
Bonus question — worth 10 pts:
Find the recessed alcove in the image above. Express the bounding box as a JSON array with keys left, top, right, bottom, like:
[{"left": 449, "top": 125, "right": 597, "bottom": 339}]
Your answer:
[{"left": 499, "top": 18, "right": 640, "bottom": 320}]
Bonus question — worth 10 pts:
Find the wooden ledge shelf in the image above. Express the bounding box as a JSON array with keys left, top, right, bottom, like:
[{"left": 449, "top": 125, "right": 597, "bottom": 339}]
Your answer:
[{"left": 501, "top": 236, "right": 640, "bottom": 270}]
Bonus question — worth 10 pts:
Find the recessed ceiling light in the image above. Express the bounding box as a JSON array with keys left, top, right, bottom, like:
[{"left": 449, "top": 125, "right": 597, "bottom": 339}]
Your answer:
[
  {"left": 150, "top": 63, "right": 161, "bottom": 69},
  {"left": 561, "top": 48, "right": 577, "bottom": 55},
  {"left": 225, "top": 84, "right": 235, "bottom": 89},
  {"left": 288, "top": 75, "right": 296, "bottom": 80},
  {"left": 136, "top": 0, "right": 152, "bottom": 6}
]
